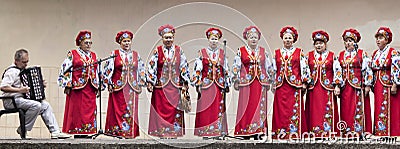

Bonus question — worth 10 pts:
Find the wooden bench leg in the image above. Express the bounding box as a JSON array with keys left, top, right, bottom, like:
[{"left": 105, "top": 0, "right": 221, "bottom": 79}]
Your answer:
[{"left": 18, "top": 109, "right": 26, "bottom": 139}]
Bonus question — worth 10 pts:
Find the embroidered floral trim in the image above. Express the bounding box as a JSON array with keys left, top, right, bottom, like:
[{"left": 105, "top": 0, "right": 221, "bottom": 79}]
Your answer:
[
  {"left": 105, "top": 89, "right": 136, "bottom": 137},
  {"left": 272, "top": 89, "right": 301, "bottom": 139},
  {"left": 202, "top": 58, "right": 225, "bottom": 88},
  {"left": 375, "top": 88, "right": 389, "bottom": 135},
  {"left": 311, "top": 91, "right": 333, "bottom": 137},
  {"left": 196, "top": 90, "right": 227, "bottom": 136},
  {"left": 342, "top": 90, "right": 364, "bottom": 136},
  {"left": 156, "top": 53, "right": 181, "bottom": 88},
  {"left": 235, "top": 87, "right": 267, "bottom": 135},
  {"left": 149, "top": 110, "right": 184, "bottom": 137},
  {"left": 68, "top": 111, "right": 97, "bottom": 133}
]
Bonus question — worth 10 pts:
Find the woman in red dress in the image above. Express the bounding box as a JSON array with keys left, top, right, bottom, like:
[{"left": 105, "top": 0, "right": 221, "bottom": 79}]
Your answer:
[
  {"left": 232, "top": 26, "right": 273, "bottom": 140},
  {"left": 192, "top": 27, "right": 230, "bottom": 138},
  {"left": 272, "top": 26, "right": 310, "bottom": 139},
  {"left": 305, "top": 30, "right": 342, "bottom": 139},
  {"left": 370, "top": 27, "right": 400, "bottom": 137},
  {"left": 58, "top": 30, "right": 99, "bottom": 137},
  {"left": 103, "top": 31, "right": 146, "bottom": 138},
  {"left": 146, "top": 24, "right": 190, "bottom": 138},
  {"left": 338, "top": 29, "right": 373, "bottom": 138}
]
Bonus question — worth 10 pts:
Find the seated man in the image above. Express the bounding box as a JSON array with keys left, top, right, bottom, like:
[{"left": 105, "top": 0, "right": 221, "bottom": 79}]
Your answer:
[{"left": 0, "top": 49, "right": 70, "bottom": 139}]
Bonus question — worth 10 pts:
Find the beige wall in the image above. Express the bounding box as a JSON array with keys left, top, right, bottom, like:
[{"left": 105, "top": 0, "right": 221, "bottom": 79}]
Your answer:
[{"left": 0, "top": 0, "right": 399, "bottom": 139}]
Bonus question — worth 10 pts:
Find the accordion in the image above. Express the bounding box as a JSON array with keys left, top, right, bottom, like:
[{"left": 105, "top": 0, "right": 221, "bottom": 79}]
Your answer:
[{"left": 19, "top": 66, "right": 46, "bottom": 101}]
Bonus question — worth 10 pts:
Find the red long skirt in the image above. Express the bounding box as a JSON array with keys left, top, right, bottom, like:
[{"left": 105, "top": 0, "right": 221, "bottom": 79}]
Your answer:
[
  {"left": 339, "top": 82, "right": 364, "bottom": 137},
  {"left": 62, "top": 84, "right": 97, "bottom": 134},
  {"left": 234, "top": 80, "right": 267, "bottom": 136},
  {"left": 306, "top": 80, "right": 339, "bottom": 138},
  {"left": 373, "top": 80, "right": 400, "bottom": 136},
  {"left": 104, "top": 85, "right": 139, "bottom": 138},
  {"left": 272, "top": 81, "right": 306, "bottom": 139},
  {"left": 148, "top": 82, "right": 185, "bottom": 137},
  {"left": 194, "top": 83, "right": 227, "bottom": 137}
]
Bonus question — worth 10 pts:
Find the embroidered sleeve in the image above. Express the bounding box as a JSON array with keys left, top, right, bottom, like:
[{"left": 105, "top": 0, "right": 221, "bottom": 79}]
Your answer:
[
  {"left": 372, "top": 50, "right": 385, "bottom": 69},
  {"left": 232, "top": 49, "right": 241, "bottom": 83},
  {"left": 332, "top": 56, "right": 344, "bottom": 87},
  {"left": 103, "top": 51, "right": 115, "bottom": 86},
  {"left": 191, "top": 50, "right": 203, "bottom": 87},
  {"left": 179, "top": 49, "right": 191, "bottom": 83},
  {"left": 58, "top": 51, "right": 73, "bottom": 88},
  {"left": 147, "top": 49, "right": 158, "bottom": 86},
  {"left": 137, "top": 54, "right": 147, "bottom": 87},
  {"left": 391, "top": 49, "right": 400, "bottom": 85},
  {"left": 300, "top": 50, "right": 311, "bottom": 84},
  {"left": 362, "top": 52, "right": 373, "bottom": 86}
]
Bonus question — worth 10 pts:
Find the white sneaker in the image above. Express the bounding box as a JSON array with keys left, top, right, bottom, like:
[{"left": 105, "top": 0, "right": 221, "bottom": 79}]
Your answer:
[{"left": 51, "top": 131, "right": 71, "bottom": 139}]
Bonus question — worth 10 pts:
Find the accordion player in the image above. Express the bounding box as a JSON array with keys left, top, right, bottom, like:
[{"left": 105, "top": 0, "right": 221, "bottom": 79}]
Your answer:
[{"left": 19, "top": 66, "right": 46, "bottom": 101}]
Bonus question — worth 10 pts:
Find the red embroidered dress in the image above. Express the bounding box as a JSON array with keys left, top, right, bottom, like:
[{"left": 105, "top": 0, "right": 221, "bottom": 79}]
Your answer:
[
  {"left": 58, "top": 48, "right": 99, "bottom": 134},
  {"left": 232, "top": 46, "right": 273, "bottom": 136},
  {"left": 191, "top": 48, "right": 230, "bottom": 137},
  {"left": 338, "top": 49, "right": 373, "bottom": 136},
  {"left": 371, "top": 45, "right": 400, "bottom": 136},
  {"left": 103, "top": 49, "right": 146, "bottom": 138},
  {"left": 272, "top": 47, "right": 310, "bottom": 139},
  {"left": 306, "top": 50, "right": 342, "bottom": 138},
  {"left": 146, "top": 45, "right": 190, "bottom": 137}
]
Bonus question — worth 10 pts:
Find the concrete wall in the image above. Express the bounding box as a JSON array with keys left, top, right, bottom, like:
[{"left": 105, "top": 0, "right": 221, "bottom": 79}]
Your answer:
[{"left": 0, "top": 0, "right": 399, "bottom": 139}]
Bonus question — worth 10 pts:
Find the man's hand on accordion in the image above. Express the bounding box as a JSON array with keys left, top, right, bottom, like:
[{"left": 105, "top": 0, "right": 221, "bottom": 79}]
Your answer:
[{"left": 19, "top": 86, "right": 30, "bottom": 93}]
